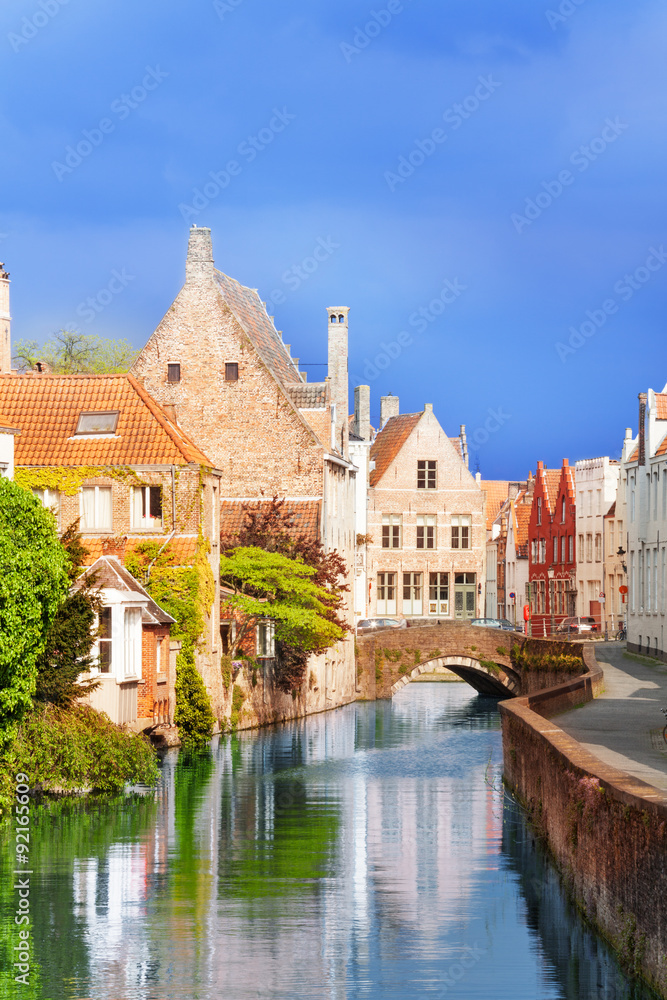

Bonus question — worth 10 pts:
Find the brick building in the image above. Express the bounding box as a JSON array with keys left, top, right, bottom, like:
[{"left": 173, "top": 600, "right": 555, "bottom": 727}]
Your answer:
[
  {"left": 528, "top": 460, "right": 576, "bottom": 635},
  {"left": 0, "top": 371, "right": 223, "bottom": 722},
  {"left": 574, "top": 456, "right": 620, "bottom": 628},
  {"left": 504, "top": 478, "right": 534, "bottom": 628},
  {"left": 131, "top": 226, "right": 357, "bottom": 706},
  {"left": 367, "top": 398, "right": 485, "bottom": 621}
]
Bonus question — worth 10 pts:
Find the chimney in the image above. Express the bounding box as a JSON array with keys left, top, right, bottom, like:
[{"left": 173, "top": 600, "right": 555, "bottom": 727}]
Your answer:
[
  {"left": 380, "top": 393, "right": 399, "bottom": 427},
  {"left": 327, "top": 307, "right": 349, "bottom": 454},
  {"left": 353, "top": 385, "right": 371, "bottom": 441},
  {"left": 460, "top": 424, "right": 468, "bottom": 469},
  {"left": 638, "top": 393, "right": 647, "bottom": 466},
  {"left": 0, "top": 264, "right": 10, "bottom": 372},
  {"left": 185, "top": 226, "right": 215, "bottom": 283}
]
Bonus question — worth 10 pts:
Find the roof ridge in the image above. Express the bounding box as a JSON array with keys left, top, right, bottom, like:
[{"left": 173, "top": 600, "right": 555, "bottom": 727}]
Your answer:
[{"left": 126, "top": 374, "right": 213, "bottom": 466}]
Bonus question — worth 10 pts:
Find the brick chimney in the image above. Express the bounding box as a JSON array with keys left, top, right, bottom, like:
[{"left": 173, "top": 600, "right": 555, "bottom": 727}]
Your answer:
[
  {"left": 380, "top": 393, "right": 399, "bottom": 427},
  {"left": 0, "top": 264, "right": 11, "bottom": 372},
  {"left": 353, "top": 385, "right": 371, "bottom": 441},
  {"left": 185, "top": 226, "right": 215, "bottom": 283},
  {"left": 327, "top": 307, "right": 349, "bottom": 454},
  {"left": 638, "top": 392, "right": 647, "bottom": 466}
]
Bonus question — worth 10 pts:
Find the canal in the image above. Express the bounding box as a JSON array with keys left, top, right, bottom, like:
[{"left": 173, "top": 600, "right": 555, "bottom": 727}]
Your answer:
[{"left": 1, "top": 682, "right": 659, "bottom": 999}]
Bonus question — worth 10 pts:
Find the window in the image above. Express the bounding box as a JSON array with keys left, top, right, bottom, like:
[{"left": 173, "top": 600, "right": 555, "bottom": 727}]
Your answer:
[
  {"left": 561, "top": 535, "right": 566, "bottom": 563},
  {"left": 416, "top": 514, "right": 436, "bottom": 549},
  {"left": 454, "top": 573, "right": 476, "bottom": 619},
  {"left": 561, "top": 497, "right": 566, "bottom": 523},
  {"left": 537, "top": 497, "right": 542, "bottom": 525},
  {"left": 578, "top": 534, "right": 584, "bottom": 562},
  {"left": 608, "top": 522, "right": 615, "bottom": 555},
  {"left": 257, "top": 620, "right": 275, "bottom": 658},
  {"left": 75, "top": 411, "right": 119, "bottom": 435},
  {"left": 585, "top": 533, "right": 593, "bottom": 562},
  {"left": 429, "top": 573, "right": 449, "bottom": 615},
  {"left": 539, "top": 539, "right": 546, "bottom": 563},
  {"left": 167, "top": 363, "right": 181, "bottom": 383},
  {"left": 568, "top": 535, "right": 573, "bottom": 562},
  {"left": 123, "top": 607, "right": 141, "bottom": 678},
  {"left": 377, "top": 572, "right": 396, "bottom": 615},
  {"left": 225, "top": 362, "right": 239, "bottom": 382},
  {"left": 382, "top": 514, "right": 402, "bottom": 549},
  {"left": 417, "top": 460, "right": 436, "bottom": 490},
  {"left": 81, "top": 486, "right": 112, "bottom": 531},
  {"left": 451, "top": 515, "right": 471, "bottom": 549},
  {"left": 98, "top": 607, "right": 112, "bottom": 673},
  {"left": 32, "top": 487, "right": 60, "bottom": 524},
  {"left": 539, "top": 580, "right": 546, "bottom": 614},
  {"left": 553, "top": 537, "right": 558, "bottom": 562},
  {"left": 594, "top": 533, "right": 602, "bottom": 562},
  {"left": 402, "top": 572, "right": 423, "bottom": 615},
  {"left": 132, "top": 486, "right": 162, "bottom": 530},
  {"left": 156, "top": 636, "right": 165, "bottom": 676}
]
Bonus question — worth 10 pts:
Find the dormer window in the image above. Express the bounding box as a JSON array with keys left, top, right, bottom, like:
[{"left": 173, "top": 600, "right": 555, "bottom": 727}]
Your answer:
[
  {"left": 167, "top": 363, "right": 181, "bottom": 383},
  {"left": 75, "top": 411, "right": 119, "bottom": 435},
  {"left": 225, "top": 363, "right": 239, "bottom": 382}
]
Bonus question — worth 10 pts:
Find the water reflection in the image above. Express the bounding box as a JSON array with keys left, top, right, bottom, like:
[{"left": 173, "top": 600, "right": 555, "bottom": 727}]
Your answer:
[{"left": 0, "top": 683, "right": 658, "bottom": 999}]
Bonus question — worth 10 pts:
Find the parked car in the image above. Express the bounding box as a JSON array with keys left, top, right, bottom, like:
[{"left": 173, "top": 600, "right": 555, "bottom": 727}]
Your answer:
[
  {"left": 555, "top": 616, "right": 599, "bottom": 635},
  {"left": 470, "top": 617, "right": 518, "bottom": 631},
  {"left": 356, "top": 618, "right": 405, "bottom": 632}
]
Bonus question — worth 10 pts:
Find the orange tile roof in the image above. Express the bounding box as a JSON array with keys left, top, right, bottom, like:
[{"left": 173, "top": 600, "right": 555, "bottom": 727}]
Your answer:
[
  {"left": 0, "top": 373, "right": 214, "bottom": 468},
  {"left": 81, "top": 535, "right": 199, "bottom": 567},
  {"left": 370, "top": 413, "right": 421, "bottom": 487},
  {"left": 479, "top": 480, "right": 510, "bottom": 530},
  {"left": 514, "top": 505, "right": 532, "bottom": 547},
  {"left": 656, "top": 394, "right": 667, "bottom": 419},
  {"left": 215, "top": 271, "right": 301, "bottom": 387},
  {"left": 220, "top": 500, "right": 321, "bottom": 543},
  {"left": 542, "top": 469, "right": 562, "bottom": 513},
  {"left": 0, "top": 413, "right": 19, "bottom": 432},
  {"left": 656, "top": 433, "right": 667, "bottom": 457}
]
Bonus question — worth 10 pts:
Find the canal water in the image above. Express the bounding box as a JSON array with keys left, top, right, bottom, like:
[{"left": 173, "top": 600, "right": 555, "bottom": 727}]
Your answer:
[{"left": 1, "top": 682, "right": 659, "bottom": 999}]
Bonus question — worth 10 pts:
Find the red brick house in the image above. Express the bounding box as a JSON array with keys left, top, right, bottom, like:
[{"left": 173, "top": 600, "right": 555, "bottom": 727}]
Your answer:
[{"left": 527, "top": 460, "right": 576, "bottom": 635}]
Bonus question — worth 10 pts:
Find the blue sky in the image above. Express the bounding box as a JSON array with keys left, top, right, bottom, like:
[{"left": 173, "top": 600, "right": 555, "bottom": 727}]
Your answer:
[{"left": 1, "top": 0, "right": 665, "bottom": 479}]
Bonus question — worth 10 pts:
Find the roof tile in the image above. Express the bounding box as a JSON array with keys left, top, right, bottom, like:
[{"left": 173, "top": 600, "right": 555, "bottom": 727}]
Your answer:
[{"left": 370, "top": 413, "right": 421, "bottom": 487}]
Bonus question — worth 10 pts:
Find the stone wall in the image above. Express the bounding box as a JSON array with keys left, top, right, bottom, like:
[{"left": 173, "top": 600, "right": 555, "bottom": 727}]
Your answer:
[{"left": 500, "top": 646, "right": 667, "bottom": 997}]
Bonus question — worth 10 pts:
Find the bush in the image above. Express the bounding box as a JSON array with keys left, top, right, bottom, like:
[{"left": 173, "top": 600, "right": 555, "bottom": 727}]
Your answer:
[{"left": 174, "top": 647, "right": 215, "bottom": 751}]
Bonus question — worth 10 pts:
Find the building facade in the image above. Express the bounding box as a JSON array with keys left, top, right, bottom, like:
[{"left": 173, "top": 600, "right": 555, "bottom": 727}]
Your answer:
[
  {"left": 528, "top": 460, "right": 576, "bottom": 635},
  {"left": 574, "top": 457, "right": 620, "bottom": 629},
  {"left": 367, "top": 400, "right": 485, "bottom": 621}
]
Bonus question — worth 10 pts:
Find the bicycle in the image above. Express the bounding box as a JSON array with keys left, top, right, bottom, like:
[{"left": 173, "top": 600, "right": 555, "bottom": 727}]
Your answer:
[
  {"left": 616, "top": 624, "right": 627, "bottom": 641},
  {"left": 662, "top": 708, "right": 667, "bottom": 747}
]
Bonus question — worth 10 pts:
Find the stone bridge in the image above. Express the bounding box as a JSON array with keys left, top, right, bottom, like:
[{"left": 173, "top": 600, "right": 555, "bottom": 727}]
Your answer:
[{"left": 355, "top": 623, "right": 587, "bottom": 700}]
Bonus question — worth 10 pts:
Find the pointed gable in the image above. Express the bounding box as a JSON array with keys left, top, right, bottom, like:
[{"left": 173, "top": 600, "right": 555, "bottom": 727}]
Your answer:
[{"left": 369, "top": 413, "right": 421, "bottom": 487}]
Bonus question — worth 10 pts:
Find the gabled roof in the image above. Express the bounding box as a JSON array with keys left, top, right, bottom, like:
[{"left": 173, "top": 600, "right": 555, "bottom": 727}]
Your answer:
[
  {"left": 286, "top": 383, "right": 328, "bottom": 408},
  {"left": 75, "top": 555, "right": 175, "bottom": 625},
  {"left": 369, "top": 413, "right": 421, "bottom": 487},
  {"left": 479, "top": 480, "right": 510, "bottom": 530},
  {"left": 514, "top": 505, "right": 532, "bottom": 547},
  {"left": 215, "top": 270, "right": 301, "bottom": 387},
  {"left": 542, "top": 469, "right": 562, "bottom": 514},
  {"left": 656, "top": 393, "right": 667, "bottom": 419},
  {"left": 220, "top": 500, "right": 321, "bottom": 544},
  {"left": 0, "top": 373, "right": 214, "bottom": 468},
  {"left": 604, "top": 501, "right": 616, "bottom": 518}
]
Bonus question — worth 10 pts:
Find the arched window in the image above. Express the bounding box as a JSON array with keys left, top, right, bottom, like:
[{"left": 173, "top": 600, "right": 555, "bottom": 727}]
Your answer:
[
  {"left": 338, "top": 314, "right": 345, "bottom": 323},
  {"left": 330, "top": 314, "right": 337, "bottom": 323}
]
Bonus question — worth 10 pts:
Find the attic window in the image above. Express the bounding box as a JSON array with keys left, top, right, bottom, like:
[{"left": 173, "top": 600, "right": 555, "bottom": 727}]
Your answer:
[
  {"left": 225, "top": 363, "right": 239, "bottom": 382},
  {"left": 75, "top": 411, "right": 119, "bottom": 435},
  {"left": 167, "top": 363, "right": 181, "bottom": 383}
]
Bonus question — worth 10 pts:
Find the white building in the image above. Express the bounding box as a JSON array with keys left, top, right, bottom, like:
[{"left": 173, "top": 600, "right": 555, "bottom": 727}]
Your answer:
[
  {"left": 624, "top": 388, "right": 667, "bottom": 660},
  {"left": 574, "top": 457, "right": 620, "bottom": 629},
  {"left": 504, "top": 481, "right": 534, "bottom": 628},
  {"left": 348, "top": 385, "right": 373, "bottom": 621}
]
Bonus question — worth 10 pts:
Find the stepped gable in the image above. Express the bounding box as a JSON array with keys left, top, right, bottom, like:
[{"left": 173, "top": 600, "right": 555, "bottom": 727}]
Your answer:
[
  {"left": 369, "top": 412, "right": 421, "bottom": 487},
  {"left": 542, "top": 468, "right": 562, "bottom": 514},
  {"left": 220, "top": 499, "right": 321, "bottom": 544},
  {"left": 214, "top": 270, "right": 301, "bottom": 387},
  {"left": 0, "top": 373, "right": 214, "bottom": 468}
]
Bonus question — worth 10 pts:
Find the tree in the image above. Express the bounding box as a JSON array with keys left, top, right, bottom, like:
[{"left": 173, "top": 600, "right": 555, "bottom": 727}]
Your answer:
[
  {"left": 34, "top": 523, "right": 102, "bottom": 708},
  {"left": 0, "top": 479, "right": 69, "bottom": 742},
  {"left": 220, "top": 498, "right": 350, "bottom": 691},
  {"left": 13, "top": 329, "right": 139, "bottom": 374},
  {"left": 219, "top": 547, "right": 345, "bottom": 691}
]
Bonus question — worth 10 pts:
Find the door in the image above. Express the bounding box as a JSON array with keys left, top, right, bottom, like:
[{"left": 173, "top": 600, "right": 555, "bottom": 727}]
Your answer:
[{"left": 454, "top": 573, "right": 476, "bottom": 619}]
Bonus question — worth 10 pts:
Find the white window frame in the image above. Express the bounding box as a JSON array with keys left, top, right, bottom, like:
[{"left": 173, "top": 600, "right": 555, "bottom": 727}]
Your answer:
[
  {"left": 382, "top": 514, "right": 402, "bottom": 549},
  {"left": 131, "top": 485, "right": 163, "bottom": 531},
  {"left": 256, "top": 620, "right": 275, "bottom": 658},
  {"left": 451, "top": 515, "right": 471, "bottom": 550},
  {"left": 377, "top": 572, "right": 397, "bottom": 615},
  {"left": 416, "top": 514, "right": 436, "bottom": 550},
  {"left": 428, "top": 572, "right": 449, "bottom": 615},
  {"left": 32, "top": 487, "right": 60, "bottom": 527},
  {"left": 80, "top": 485, "right": 113, "bottom": 532},
  {"left": 402, "top": 572, "right": 423, "bottom": 616}
]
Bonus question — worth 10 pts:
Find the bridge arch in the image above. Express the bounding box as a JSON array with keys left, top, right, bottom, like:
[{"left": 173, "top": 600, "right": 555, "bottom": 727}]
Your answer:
[{"left": 390, "top": 655, "right": 520, "bottom": 698}]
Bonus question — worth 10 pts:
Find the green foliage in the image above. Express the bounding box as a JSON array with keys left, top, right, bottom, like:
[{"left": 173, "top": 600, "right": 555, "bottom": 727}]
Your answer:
[
  {"left": 496, "top": 646, "right": 508, "bottom": 656},
  {"left": 174, "top": 646, "right": 215, "bottom": 751},
  {"left": 220, "top": 547, "right": 345, "bottom": 656},
  {"left": 34, "top": 523, "right": 101, "bottom": 708},
  {"left": 511, "top": 644, "right": 583, "bottom": 674},
  {"left": 13, "top": 329, "right": 139, "bottom": 374},
  {"left": 0, "top": 479, "right": 69, "bottom": 743},
  {"left": 479, "top": 658, "right": 500, "bottom": 676},
  {"left": 413, "top": 648, "right": 421, "bottom": 665},
  {"left": 221, "top": 654, "right": 233, "bottom": 690},
  {"left": 0, "top": 704, "right": 157, "bottom": 810},
  {"left": 230, "top": 685, "right": 245, "bottom": 730},
  {"left": 127, "top": 537, "right": 216, "bottom": 747}
]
